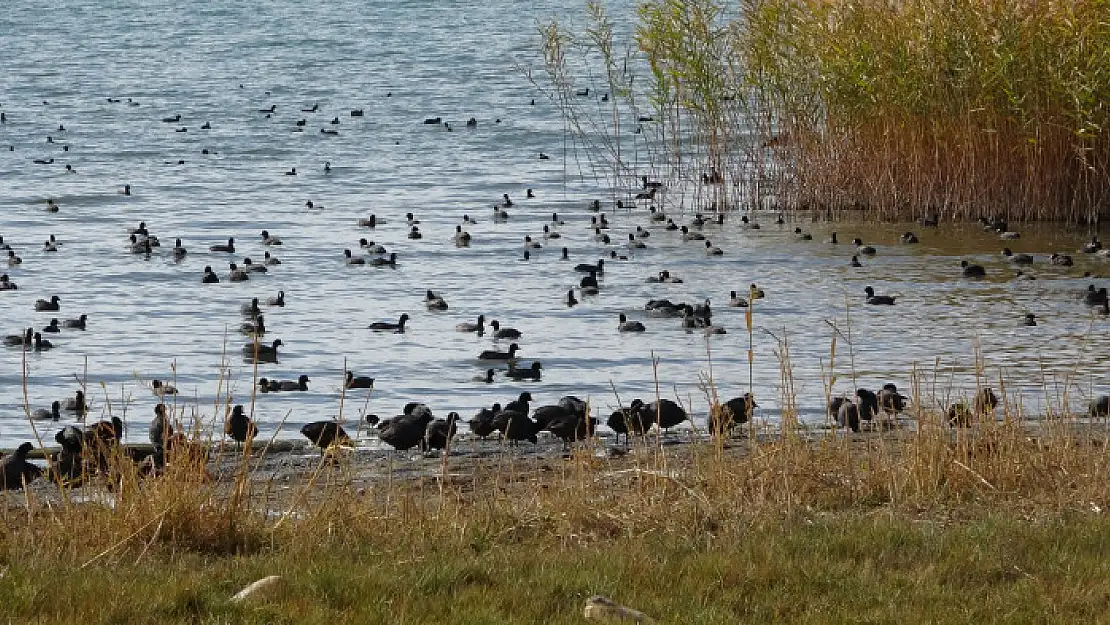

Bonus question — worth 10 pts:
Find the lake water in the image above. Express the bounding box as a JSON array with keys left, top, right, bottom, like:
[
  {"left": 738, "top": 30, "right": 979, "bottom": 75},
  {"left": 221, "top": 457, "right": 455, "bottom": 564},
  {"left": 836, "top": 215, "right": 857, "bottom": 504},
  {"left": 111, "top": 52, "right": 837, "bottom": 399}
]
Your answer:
[{"left": 1, "top": 0, "right": 1107, "bottom": 449}]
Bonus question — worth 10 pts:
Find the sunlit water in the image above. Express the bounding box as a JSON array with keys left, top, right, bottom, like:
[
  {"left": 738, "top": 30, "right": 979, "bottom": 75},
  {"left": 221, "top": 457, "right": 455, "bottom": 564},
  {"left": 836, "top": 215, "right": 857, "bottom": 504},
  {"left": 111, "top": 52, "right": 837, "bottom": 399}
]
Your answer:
[{"left": 1, "top": 0, "right": 1107, "bottom": 449}]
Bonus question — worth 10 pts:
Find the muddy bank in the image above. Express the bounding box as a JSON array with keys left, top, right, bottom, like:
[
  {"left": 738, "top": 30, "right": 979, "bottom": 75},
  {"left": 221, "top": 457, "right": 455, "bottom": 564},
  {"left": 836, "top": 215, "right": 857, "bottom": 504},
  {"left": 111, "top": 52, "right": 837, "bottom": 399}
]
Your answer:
[{"left": 7, "top": 415, "right": 1108, "bottom": 510}]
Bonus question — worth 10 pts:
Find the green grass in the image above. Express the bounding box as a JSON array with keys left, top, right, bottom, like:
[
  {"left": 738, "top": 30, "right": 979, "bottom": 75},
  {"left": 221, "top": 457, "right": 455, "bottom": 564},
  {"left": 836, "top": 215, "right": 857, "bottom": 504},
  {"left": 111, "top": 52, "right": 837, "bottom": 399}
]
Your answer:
[{"left": 3, "top": 512, "right": 1109, "bottom": 623}]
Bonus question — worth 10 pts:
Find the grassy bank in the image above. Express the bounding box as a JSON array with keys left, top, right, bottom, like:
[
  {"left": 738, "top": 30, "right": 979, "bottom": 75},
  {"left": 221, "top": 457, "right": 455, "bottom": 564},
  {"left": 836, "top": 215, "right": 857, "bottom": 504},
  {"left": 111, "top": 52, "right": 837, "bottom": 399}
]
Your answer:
[
  {"left": 4, "top": 403, "right": 1110, "bottom": 622},
  {"left": 3, "top": 509, "right": 1110, "bottom": 623},
  {"left": 540, "top": 0, "right": 1110, "bottom": 222}
]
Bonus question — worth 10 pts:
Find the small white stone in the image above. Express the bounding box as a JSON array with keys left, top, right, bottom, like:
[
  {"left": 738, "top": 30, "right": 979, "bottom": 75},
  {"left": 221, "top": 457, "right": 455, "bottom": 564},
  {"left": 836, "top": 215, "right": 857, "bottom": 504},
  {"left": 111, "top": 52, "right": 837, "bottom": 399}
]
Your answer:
[{"left": 230, "top": 575, "right": 284, "bottom": 604}]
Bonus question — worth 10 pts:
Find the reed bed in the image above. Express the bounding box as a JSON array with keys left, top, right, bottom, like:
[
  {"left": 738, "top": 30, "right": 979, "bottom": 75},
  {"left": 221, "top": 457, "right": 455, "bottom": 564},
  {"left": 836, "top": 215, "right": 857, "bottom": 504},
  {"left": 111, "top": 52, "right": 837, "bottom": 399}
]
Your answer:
[{"left": 538, "top": 0, "right": 1110, "bottom": 222}]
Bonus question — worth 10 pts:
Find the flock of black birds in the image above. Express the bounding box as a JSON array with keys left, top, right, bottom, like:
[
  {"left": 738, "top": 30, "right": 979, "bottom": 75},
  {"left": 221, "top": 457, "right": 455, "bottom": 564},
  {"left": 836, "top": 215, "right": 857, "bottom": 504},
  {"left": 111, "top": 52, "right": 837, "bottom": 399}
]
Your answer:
[
  {"left": 297, "top": 390, "right": 760, "bottom": 456},
  {"left": 3, "top": 94, "right": 1110, "bottom": 492},
  {"left": 0, "top": 94, "right": 772, "bottom": 491}
]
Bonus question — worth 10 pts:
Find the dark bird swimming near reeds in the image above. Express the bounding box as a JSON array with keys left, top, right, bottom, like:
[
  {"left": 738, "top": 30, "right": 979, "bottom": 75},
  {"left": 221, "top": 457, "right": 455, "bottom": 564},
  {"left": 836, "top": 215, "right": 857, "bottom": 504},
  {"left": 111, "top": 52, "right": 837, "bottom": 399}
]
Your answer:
[
  {"left": 456, "top": 315, "right": 485, "bottom": 333},
  {"left": 852, "top": 238, "right": 876, "bottom": 255},
  {"left": 242, "top": 339, "right": 283, "bottom": 362},
  {"left": 4, "top": 328, "right": 33, "bottom": 347},
  {"left": 1083, "top": 286, "right": 1108, "bottom": 306},
  {"left": 479, "top": 342, "right": 519, "bottom": 361},
  {"left": 1002, "top": 248, "right": 1033, "bottom": 264},
  {"left": 276, "top": 374, "right": 310, "bottom": 391},
  {"left": 505, "top": 361, "right": 542, "bottom": 381},
  {"left": 35, "top": 295, "right": 61, "bottom": 311},
  {"left": 33, "top": 333, "right": 53, "bottom": 351},
  {"left": 369, "top": 253, "right": 398, "bottom": 267},
  {"left": 210, "top": 237, "right": 235, "bottom": 253},
  {"left": 424, "top": 290, "right": 448, "bottom": 310},
  {"left": 63, "top": 389, "right": 87, "bottom": 414},
  {"left": 345, "top": 371, "right": 375, "bottom": 389},
  {"left": 240, "top": 315, "right": 265, "bottom": 336},
  {"left": 575, "top": 259, "right": 604, "bottom": 274},
  {"left": 32, "top": 400, "right": 61, "bottom": 421},
  {"left": 961, "top": 260, "right": 986, "bottom": 278},
  {"left": 618, "top": 313, "right": 645, "bottom": 332},
  {"left": 864, "top": 286, "right": 896, "bottom": 305},
  {"left": 369, "top": 313, "right": 409, "bottom": 332}
]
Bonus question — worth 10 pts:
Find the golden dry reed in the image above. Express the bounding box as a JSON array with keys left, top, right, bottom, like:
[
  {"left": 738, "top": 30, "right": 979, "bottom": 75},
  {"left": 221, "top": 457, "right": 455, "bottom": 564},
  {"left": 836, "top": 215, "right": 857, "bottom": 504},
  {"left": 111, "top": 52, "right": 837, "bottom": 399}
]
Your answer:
[{"left": 539, "top": 0, "right": 1110, "bottom": 222}]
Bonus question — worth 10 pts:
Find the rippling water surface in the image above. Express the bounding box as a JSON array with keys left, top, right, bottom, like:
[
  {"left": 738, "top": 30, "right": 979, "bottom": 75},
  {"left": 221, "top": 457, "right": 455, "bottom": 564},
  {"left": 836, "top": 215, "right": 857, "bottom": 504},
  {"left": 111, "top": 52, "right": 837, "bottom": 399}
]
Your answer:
[{"left": 1, "top": 0, "right": 1107, "bottom": 448}]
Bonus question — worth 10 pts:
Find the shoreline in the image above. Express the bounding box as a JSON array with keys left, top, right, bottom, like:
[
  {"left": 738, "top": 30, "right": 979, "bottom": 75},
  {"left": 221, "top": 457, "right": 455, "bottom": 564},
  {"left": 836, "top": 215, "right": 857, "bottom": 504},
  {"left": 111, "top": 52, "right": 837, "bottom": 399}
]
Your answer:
[{"left": 8, "top": 412, "right": 1110, "bottom": 499}]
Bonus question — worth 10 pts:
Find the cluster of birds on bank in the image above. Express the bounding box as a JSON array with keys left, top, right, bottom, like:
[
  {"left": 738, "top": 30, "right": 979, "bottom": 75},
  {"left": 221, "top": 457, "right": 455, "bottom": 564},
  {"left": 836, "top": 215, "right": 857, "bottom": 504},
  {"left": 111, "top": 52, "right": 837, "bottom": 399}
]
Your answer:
[
  {"left": 4, "top": 90, "right": 1110, "bottom": 491},
  {"left": 6, "top": 379, "right": 1107, "bottom": 491},
  {"left": 0, "top": 398, "right": 261, "bottom": 491},
  {"left": 830, "top": 385, "right": 1110, "bottom": 431},
  {"left": 297, "top": 390, "right": 761, "bottom": 455}
]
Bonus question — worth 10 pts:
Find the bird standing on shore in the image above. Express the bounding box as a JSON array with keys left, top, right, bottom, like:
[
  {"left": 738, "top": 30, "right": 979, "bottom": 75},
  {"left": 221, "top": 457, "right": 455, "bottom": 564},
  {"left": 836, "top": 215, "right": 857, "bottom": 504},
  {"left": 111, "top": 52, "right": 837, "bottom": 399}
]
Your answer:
[
  {"left": 300, "top": 421, "right": 351, "bottom": 453},
  {"left": 226, "top": 405, "right": 258, "bottom": 450},
  {"left": 1, "top": 442, "right": 43, "bottom": 490}
]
